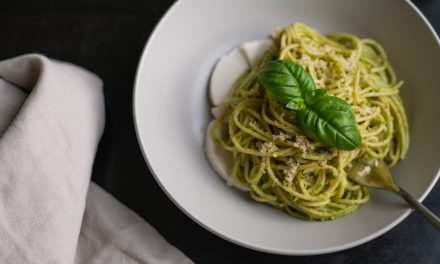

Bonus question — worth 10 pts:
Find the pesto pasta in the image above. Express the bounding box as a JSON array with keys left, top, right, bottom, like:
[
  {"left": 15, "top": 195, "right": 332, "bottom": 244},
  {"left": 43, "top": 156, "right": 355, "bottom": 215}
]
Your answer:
[{"left": 210, "top": 23, "right": 409, "bottom": 220}]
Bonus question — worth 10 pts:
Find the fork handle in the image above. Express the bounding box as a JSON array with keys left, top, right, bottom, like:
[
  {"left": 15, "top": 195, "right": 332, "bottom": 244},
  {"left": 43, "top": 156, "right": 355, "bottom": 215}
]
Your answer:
[{"left": 398, "top": 186, "right": 440, "bottom": 231}]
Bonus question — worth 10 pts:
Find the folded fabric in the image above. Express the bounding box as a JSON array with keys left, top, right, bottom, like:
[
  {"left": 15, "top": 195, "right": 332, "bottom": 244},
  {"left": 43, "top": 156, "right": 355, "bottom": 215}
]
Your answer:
[{"left": 0, "top": 54, "right": 192, "bottom": 264}]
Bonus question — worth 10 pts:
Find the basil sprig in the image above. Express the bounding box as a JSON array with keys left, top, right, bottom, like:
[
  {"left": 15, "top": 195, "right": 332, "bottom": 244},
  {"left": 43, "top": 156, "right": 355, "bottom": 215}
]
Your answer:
[{"left": 256, "top": 60, "right": 361, "bottom": 150}]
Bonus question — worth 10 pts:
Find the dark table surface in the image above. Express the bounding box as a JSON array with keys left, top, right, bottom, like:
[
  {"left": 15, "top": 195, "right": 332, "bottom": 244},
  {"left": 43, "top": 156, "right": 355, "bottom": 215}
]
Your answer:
[{"left": 1, "top": 0, "right": 439, "bottom": 263}]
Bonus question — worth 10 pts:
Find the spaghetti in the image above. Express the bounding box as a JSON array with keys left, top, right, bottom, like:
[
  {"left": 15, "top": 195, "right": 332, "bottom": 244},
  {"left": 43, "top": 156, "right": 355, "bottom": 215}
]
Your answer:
[{"left": 210, "top": 23, "right": 409, "bottom": 220}]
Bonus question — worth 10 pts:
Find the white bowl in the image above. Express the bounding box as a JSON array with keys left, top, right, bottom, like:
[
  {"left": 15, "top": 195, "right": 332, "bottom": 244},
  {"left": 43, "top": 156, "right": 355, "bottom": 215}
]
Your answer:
[{"left": 133, "top": 0, "right": 440, "bottom": 255}]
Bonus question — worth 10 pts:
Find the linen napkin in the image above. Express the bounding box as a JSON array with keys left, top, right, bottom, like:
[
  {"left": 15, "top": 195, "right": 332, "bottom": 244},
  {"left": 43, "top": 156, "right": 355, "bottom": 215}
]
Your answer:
[{"left": 0, "top": 54, "right": 192, "bottom": 264}]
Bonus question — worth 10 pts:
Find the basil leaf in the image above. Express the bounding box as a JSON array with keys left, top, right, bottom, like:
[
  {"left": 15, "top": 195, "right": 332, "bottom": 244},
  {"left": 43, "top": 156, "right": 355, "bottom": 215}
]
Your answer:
[
  {"left": 256, "top": 60, "right": 316, "bottom": 110},
  {"left": 298, "top": 96, "right": 361, "bottom": 150},
  {"left": 286, "top": 98, "right": 306, "bottom": 110},
  {"left": 305, "top": 88, "right": 327, "bottom": 105}
]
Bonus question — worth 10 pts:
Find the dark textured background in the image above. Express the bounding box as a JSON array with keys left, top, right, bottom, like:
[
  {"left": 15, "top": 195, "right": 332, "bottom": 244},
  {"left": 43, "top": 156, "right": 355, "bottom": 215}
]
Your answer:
[{"left": 1, "top": 0, "right": 439, "bottom": 263}]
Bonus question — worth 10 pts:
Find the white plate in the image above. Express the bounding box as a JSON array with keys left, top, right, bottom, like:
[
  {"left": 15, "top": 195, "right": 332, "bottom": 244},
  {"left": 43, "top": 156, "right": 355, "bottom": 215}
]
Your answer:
[{"left": 133, "top": 0, "right": 440, "bottom": 255}]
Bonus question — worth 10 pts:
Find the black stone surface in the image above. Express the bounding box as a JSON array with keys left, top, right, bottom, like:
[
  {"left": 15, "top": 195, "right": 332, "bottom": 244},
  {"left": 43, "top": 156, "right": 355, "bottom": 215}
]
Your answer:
[{"left": 0, "top": 0, "right": 439, "bottom": 263}]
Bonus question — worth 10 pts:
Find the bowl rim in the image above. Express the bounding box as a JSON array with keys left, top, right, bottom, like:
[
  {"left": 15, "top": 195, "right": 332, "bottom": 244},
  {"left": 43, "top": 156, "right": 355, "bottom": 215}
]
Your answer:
[{"left": 133, "top": 0, "right": 440, "bottom": 255}]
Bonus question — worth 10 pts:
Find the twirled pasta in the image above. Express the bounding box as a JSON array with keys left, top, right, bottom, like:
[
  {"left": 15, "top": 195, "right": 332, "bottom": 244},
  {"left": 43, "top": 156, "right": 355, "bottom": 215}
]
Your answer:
[{"left": 210, "top": 23, "right": 409, "bottom": 220}]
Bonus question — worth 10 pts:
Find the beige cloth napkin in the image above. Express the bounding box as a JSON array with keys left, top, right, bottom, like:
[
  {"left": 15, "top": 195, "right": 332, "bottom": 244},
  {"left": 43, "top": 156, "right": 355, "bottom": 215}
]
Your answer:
[{"left": 0, "top": 54, "right": 192, "bottom": 264}]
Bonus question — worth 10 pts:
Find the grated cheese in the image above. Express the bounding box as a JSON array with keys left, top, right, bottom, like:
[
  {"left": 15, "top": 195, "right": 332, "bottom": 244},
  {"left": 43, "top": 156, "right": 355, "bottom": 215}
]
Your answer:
[
  {"left": 298, "top": 54, "right": 312, "bottom": 68},
  {"left": 358, "top": 165, "right": 371, "bottom": 177},
  {"left": 323, "top": 44, "right": 333, "bottom": 54},
  {"left": 360, "top": 106, "right": 376, "bottom": 116},
  {"left": 373, "top": 159, "right": 379, "bottom": 167},
  {"left": 292, "top": 135, "right": 315, "bottom": 153},
  {"left": 273, "top": 132, "right": 291, "bottom": 142},
  {"left": 260, "top": 141, "right": 278, "bottom": 153}
]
